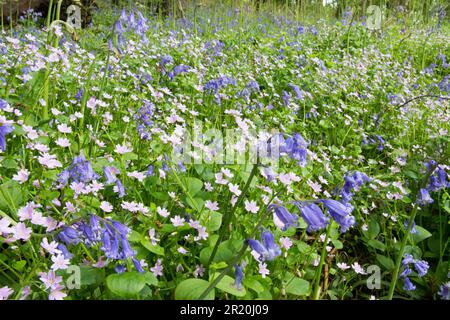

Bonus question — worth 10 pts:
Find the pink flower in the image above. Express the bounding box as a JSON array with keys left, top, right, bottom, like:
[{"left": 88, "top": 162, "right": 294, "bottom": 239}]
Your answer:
[
  {"left": 39, "top": 270, "right": 63, "bottom": 290},
  {"left": 13, "top": 222, "right": 32, "bottom": 241},
  {"left": 12, "top": 168, "right": 30, "bottom": 184},
  {"left": 193, "top": 264, "right": 205, "bottom": 278},
  {"left": 244, "top": 200, "right": 259, "bottom": 213},
  {"left": 49, "top": 285, "right": 67, "bottom": 300},
  {"left": 51, "top": 254, "right": 70, "bottom": 271},
  {"left": 0, "top": 217, "right": 13, "bottom": 234},
  {"left": 151, "top": 259, "right": 163, "bottom": 277},
  {"left": 205, "top": 200, "right": 219, "bottom": 211},
  {"left": 170, "top": 215, "right": 185, "bottom": 227},
  {"left": 0, "top": 286, "right": 13, "bottom": 300},
  {"left": 258, "top": 263, "right": 270, "bottom": 278},
  {"left": 38, "top": 153, "right": 62, "bottom": 169},
  {"left": 157, "top": 206, "right": 169, "bottom": 218},
  {"left": 100, "top": 201, "right": 113, "bottom": 213},
  {"left": 41, "top": 238, "right": 61, "bottom": 255}
]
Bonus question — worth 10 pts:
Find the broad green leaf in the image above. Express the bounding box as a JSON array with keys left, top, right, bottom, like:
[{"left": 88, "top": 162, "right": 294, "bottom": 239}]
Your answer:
[
  {"left": 128, "top": 230, "right": 143, "bottom": 243},
  {"left": 285, "top": 277, "right": 310, "bottom": 296},
  {"left": 2, "top": 158, "right": 18, "bottom": 169},
  {"left": 13, "top": 260, "right": 26, "bottom": 271},
  {"left": 367, "top": 219, "right": 380, "bottom": 239},
  {"left": 79, "top": 266, "right": 105, "bottom": 286},
  {"left": 331, "top": 239, "right": 343, "bottom": 249},
  {"left": 186, "top": 196, "right": 204, "bottom": 212},
  {"left": 143, "top": 272, "right": 158, "bottom": 286},
  {"left": 210, "top": 273, "right": 246, "bottom": 297},
  {"left": 413, "top": 226, "right": 432, "bottom": 243},
  {"left": 367, "top": 239, "right": 386, "bottom": 251},
  {"left": 183, "top": 177, "right": 203, "bottom": 196},
  {"left": 376, "top": 254, "right": 395, "bottom": 271},
  {"left": 204, "top": 211, "right": 222, "bottom": 232},
  {"left": 141, "top": 238, "right": 165, "bottom": 256},
  {"left": 175, "top": 279, "right": 215, "bottom": 300},
  {"left": 106, "top": 272, "right": 146, "bottom": 298},
  {"left": 243, "top": 276, "right": 265, "bottom": 293}
]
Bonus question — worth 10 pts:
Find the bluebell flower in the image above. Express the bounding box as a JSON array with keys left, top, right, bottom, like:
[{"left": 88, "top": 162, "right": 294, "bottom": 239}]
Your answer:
[
  {"left": 0, "top": 123, "right": 14, "bottom": 152},
  {"left": 404, "top": 220, "right": 418, "bottom": 234},
  {"left": 417, "top": 188, "right": 433, "bottom": 205},
  {"left": 428, "top": 167, "right": 448, "bottom": 191},
  {"left": 75, "top": 88, "right": 83, "bottom": 101},
  {"left": 375, "top": 135, "right": 384, "bottom": 151},
  {"left": 57, "top": 243, "right": 73, "bottom": 259},
  {"left": 146, "top": 165, "right": 154, "bottom": 176},
  {"left": 402, "top": 254, "right": 415, "bottom": 266},
  {"left": 340, "top": 171, "right": 370, "bottom": 203},
  {"left": 168, "top": 64, "right": 190, "bottom": 80},
  {"left": 58, "top": 227, "right": 81, "bottom": 245},
  {"left": 103, "top": 166, "right": 118, "bottom": 184},
  {"left": 116, "top": 179, "right": 126, "bottom": 198},
  {"left": 132, "top": 258, "right": 144, "bottom": 273},
  {"left": 120, "top": 237, "right": 136, "bottom": 259},
  {"left": 282, "top": 90, "right": 291, "bottom": 106},
  {"left": 160, "top": 55, "right": 174, "bottom": 66},
  {"left": 439, "top": 282, "right": 450, "bottom": 300},
  {"left": 58, "top": 154, "right": 100, "bottom": 187},
  {"left": 322, "top": 199, "right": 355, "bottom": 232},
  {"left": 234, "top": 265, "right": 244, "bottom": 290},
  {"left": 413, "top": 260, "right": 429, "bottom": 277},
  {"left": 261, "top": 166, "right": 276, "bottom": 182},
  {"left": 400, "top": 266, "right": 412, "bottom": 277},
  {"left": 270, "top": 204, "right": 298, "bottom": 231},
  {"left": 114, "top": 19, "right": 124, "bottom": 34},
  {"left": 289, "top": 133, "right": 309, "bottom": 166},
  {"left": 296, "top": 203, "right": 329, "bottom": 233},
  {"left": 0, "top": 99, "right": 8, "bottom": 109},
  {"left": 115, "top": 264, "right": 127, "bottom": 274},
  {"left": 403, "top": 277, "right": 416, "bottom": 291},
  {"left": 248, "top": 229, "right": 281, "bottom": 262},
  {"left": 288, "top": 84, "right": 303, "bottom": 100}
]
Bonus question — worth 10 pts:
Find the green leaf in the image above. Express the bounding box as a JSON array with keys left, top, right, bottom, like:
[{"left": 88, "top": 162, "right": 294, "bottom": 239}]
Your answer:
[
  {"left": 175, "top": 279, "right": 215, "bottom": 300},
  {"left": 141, "top": 238, "right": 165, "bottom": 256},
  {"left": 413, "top": 226, "right": 432, "bottom": 243},
  {"left": 128, "top": 230, "right": 143, "bottom": 243},
  {"left": 122, "top": 152, "right": 138, "bottom": 161},
  {"left": 210, "top": 273, "right": 246, "bottom": 297},
  {"left": 376, "top": 254, "right": 395, "bottom": 271},
  {"left": 106, "top": 272, "right": 146, "bottom": 298},
  {"left": 367, "top": 219, "right": 380, "bottom": 239},
  {"left": 243, "top": 276, "right": 265, "bottom": 293},
  {"left": 79, "top": 266, "right": 105, "bottom": 286},
  {"left": 331, "top": 239, "right": 343, "bottom": 249},
  {"left": 0, "top": 180, "right": 24, "bottom": 214},
  {"left": 367, "top": 239, "right": 386, "bottom": 251},
  {"left": 204, "top": 211, "right": 222, "bottom": 232},
  {"left": 2, "top": 158, "right": 18, "bottom": 169},
  {"left": 183, "top": 177, "right": 203, "bottom": 196},
  {"left": 143, "top": 272, "right": 158, "bottom": 286},
  {"left": 285, "top": 277, "right": 310, "bottom": 296},
  {"left": 13, "top": 260, "right": 26, "bottom": 271},
  {"left": 186, "top": 196, "right": 204, "bottom": 212}
]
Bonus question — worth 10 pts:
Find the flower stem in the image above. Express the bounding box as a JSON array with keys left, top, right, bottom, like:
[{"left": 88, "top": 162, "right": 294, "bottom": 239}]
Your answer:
[
  {"left": 312, "top": 222, "right": 332, "bottom": 300},
  {"left": 387, "top": 204, "right": 419, "bottom": 300}
]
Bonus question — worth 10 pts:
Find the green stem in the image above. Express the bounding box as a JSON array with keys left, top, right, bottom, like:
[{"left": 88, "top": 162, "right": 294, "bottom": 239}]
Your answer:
[
  {"left": 312, "top": 222, "right": 332, "bottom": 300},
  {"left": 387, "top": 204, "right": 419, "bottom": 300}
]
